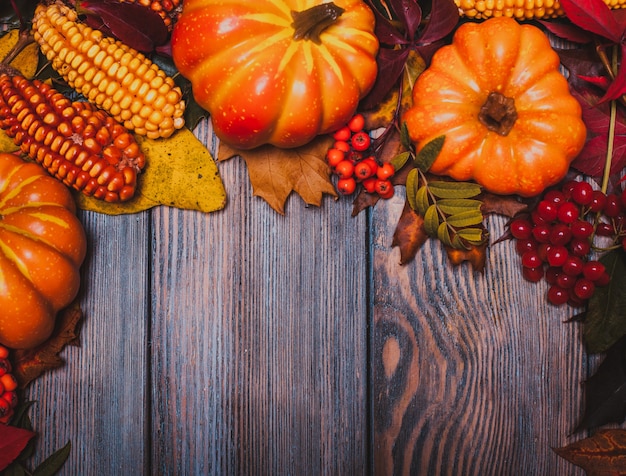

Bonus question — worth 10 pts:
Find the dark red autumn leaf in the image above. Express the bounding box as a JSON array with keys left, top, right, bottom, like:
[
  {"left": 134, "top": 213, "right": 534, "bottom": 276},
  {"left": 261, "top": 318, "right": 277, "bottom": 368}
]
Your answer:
[
  {"left": 554, "top": 429, "right": 626, "bottom": 475},
  {"left": 0, "top": 425, "right": 36, "bottom": 471},
  {"left": 569, "top": 88, "right": 626, "bottom": 177},
  {"left": 361, "top": 0, "right": 458, "bottom": 109},
  {"left": 80, "top": 0, "right": 168, "bottom": 52},
  {"left": 539, "top": 19, "right": 594, "bottom": 43},
  {"left": 560, "top": 0, "right": 623, "bottom": 42},
  {"left": 575, "top": 336, "right": 626, "bottom": 432}
]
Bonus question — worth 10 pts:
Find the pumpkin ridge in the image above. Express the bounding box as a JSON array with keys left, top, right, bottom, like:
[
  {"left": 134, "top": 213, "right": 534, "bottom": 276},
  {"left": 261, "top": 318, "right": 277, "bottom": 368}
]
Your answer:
[{"left": 0, "top": 173, "right": 42, "bottom": 210}]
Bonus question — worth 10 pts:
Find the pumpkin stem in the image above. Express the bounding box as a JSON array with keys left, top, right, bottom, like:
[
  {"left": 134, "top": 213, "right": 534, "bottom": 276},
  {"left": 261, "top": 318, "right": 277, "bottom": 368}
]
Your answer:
[
  {"left": 291, "top": 3, "right": 345, "bottom": 44},
  {"left": 478, "top": 92, "right": 517, "bottom": 136}
]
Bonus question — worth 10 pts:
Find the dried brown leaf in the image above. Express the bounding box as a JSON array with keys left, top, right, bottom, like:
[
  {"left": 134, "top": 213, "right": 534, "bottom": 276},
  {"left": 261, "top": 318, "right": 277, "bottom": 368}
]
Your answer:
[
  {"left": 392, "top": 201, "right": 429, "bottom": 264},
  {"left": 219, "top": 137, "right": 336, "bottom": 214},
  {"left": 445, "top": 242, "right": 488, "bottom": 272},
  {"left": 13, "top": 303, "right": 83, "bottom": 388},
  {"left": 481, "top": 192, "right": 529, "bottom": 218}
]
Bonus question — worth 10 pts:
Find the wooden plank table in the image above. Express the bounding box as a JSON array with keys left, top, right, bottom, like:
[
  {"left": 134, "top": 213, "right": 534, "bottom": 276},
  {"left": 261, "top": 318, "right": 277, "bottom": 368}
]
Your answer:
[{"left": 18, "top": 121, "right": 591, "bottom": 475}]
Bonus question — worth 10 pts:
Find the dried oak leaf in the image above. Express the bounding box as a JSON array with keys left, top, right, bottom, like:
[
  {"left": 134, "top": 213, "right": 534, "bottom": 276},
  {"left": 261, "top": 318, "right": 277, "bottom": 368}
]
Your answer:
[
  {"left": 553, "top": 429, "right": 626, "bottom": 475},
  {"left": 218, "top": 136, "right": 336, "bottom": 214},
  {"left": 13, "top": 303, "right": 83, "bottom": 389},
  {"left": 0, "top": 425, "right": 35, "bottom": 472},
  {"left": 392, "top": 201, "right": 429, "bottom": 264},
  {"left": 480, "top": 192, "right": 529, "bottom": 218}
]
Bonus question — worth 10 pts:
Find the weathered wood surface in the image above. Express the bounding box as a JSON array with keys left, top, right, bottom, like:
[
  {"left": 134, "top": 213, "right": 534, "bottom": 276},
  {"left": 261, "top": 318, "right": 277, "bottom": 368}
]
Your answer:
[{"left": 22, "top": 123, "right": 588, "bottom": 475}]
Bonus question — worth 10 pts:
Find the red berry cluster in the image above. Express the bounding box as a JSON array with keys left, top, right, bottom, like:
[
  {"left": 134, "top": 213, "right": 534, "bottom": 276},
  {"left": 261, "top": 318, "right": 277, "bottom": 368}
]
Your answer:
[
  {"left": 509, "top": 179, "right": 625, "bottom": 306},
  {"left": 326, "top": 113, "right": 395, "bottom": 199},
  {"left": 0, "top": 344, "right": 18, "bottom": 424}
]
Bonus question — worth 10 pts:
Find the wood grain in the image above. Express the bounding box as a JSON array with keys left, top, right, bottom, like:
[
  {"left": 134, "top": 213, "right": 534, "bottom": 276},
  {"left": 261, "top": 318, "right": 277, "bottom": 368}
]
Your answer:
[{"left": 371, "top": 190, "right": 588, "bottom": 475}]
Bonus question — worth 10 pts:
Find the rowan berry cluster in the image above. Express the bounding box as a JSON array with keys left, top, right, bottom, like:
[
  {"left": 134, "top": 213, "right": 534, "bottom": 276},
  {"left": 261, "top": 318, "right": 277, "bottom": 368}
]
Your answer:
[
  {"left": 508, "top": 179, "right": 625, "bottom": 307},
  {"left": 326, "top": 114, "right": 395, "bottom": 198},
  {"left": 0, "top": 344, "right": 18, "bottom": 424}
]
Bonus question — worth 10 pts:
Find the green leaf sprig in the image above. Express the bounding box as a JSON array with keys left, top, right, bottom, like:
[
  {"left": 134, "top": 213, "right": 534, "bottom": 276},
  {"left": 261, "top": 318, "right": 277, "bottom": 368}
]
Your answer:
[{"left": 398, "top": 128, "right": 487, "bottom": 250}]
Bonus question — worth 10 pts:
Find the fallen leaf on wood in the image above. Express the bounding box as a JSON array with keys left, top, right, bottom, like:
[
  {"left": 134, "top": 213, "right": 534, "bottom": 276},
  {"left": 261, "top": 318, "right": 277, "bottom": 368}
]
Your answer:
[
  {"left": 481, "top": 192, "right": 529, "bottom": 217},
  {"left": 13, "top": 303, "right": 83, "bottom": 388},
  {"left": 445, "top": 242, "right": 488, "bottom": 272},
  {"left": 0, "top": 425, "right": 35, "bottom": 472},
  {"left": 77, "top": 128, "right": 226, "bottom": 214},
  {"left": 576, "top": 336, "right": 626, "bottom": 432},
  {"left": 391, "top": 201, "right": 428, "bottom": 264},
  {"left": 553, "top": 429, "right": 626, "bottom": 475},
  {"left": 219, "top": 136, "right": 336, "bottom": 214}
]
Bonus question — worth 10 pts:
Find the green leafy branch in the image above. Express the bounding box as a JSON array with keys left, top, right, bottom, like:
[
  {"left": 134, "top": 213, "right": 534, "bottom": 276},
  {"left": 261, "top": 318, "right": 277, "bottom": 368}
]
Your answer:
[{"left": 397, "top": 128, "right": 487, "bottom": 250}]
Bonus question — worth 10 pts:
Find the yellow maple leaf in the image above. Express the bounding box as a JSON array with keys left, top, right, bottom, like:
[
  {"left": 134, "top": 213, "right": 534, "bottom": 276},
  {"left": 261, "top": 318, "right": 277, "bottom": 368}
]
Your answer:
[
  {"left": 219, "top": 136, "right": 336, "bottom": 214},
  {"left": 77, "top": 128, "right": 226, "bottom": 214}
]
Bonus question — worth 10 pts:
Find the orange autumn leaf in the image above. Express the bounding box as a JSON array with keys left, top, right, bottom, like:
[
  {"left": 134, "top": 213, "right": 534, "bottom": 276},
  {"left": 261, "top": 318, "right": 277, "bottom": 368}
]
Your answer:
[
  {"left": 219, "top": 136, "right": 337, "bottom": 214},
  {"left": 445, "top": 242, "right": 488, "bottom": 272},
  {"left": 13, "top": 303, "right": 83, "bottom": 388},
  {"left": 553, "top": 429, "right": 626, "bottom": 475}
]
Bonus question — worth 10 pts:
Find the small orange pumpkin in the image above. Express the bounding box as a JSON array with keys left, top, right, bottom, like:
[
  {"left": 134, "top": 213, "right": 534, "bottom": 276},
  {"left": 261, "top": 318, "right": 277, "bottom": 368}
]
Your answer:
[
  {"left": 0, "top": 153, "right": 87, "bottom": 349},
  {"left": 403, "top": 17, "right": 586, "bottom": 197}
]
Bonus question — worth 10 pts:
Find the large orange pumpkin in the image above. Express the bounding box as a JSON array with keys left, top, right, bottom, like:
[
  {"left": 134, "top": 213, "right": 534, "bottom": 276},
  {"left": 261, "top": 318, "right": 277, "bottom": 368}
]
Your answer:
[
  {"left": 403, "top": 17, "right": 587, "bottom": 197},
  {"left": 171, "top": 0, "right": 379, "bottom": 149},
  {"left": 0, "top": 153, "right": 87, "bottom": 349}
]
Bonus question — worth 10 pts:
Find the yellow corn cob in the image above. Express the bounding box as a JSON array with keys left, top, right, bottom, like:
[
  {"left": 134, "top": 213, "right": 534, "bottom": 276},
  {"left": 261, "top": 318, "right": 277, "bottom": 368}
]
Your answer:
[
  {"left": 32, "top": 1, "right": 185, "bottom": 139},
  {"left": 118, "top": 0, "right": 182, "bottom": 31},
  {"left": 455, "top": 0, "right": 625, "bottom": 19},
  {"left": 0, "top": 74, "right": 145, "bottom": 202}
]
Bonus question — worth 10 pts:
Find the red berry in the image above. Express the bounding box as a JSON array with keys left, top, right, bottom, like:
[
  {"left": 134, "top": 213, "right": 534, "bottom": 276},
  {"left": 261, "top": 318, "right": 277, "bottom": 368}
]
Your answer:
[
  {"left": 0, "top": 346, "right": 8, "bottom": 360},
  {"left": 347, "top": 113, "right": 365, "bottom": 133},
  {"left": 546, "top": 245, "right": 569, "bottom": 267},
  {"left": 0, "top": 373, "right": 18, "bottom": 392},
  {"left": 557, "top": 202, "right": 579, "bottom": 223},
  {"left": 376, "top": 162, "right": 395, "bottom": 180},
  {"left": 334, "top": 160, "right": 355, "bottom": 179},
  {"left": 522, "top": 266, "right": 544, "bottom": 282},
  {"left": 604, "top": 194, "right": 622, "bottom": 217},
  {"left": 589, "top": 190, "right": 607, "bottom": 213},
  {"left": 596, "top": 222, "right": 615, "bottom": 236},
  {"left": 596, "top": 271, "right": 610, "bottom": 286},
  {"left": 337, "top": 177, "right": 356, "bottom": 195},
  {"left": 515, "top": 238, "right": 538, "bottom": 255},
  {"left": 362, "top": 177, "right": 377, "bottom": 193},
  {"left": 521, "top": 250, "right": 542, "bottom": 268},
  {"left": 361, "top": 157, "right": 378, "bottom": 176},
  {"left": 556, "top": 272, "right": 577, "bottom": 289},
  {"left": 537, "top": 200, "right": 558, "bottom": 222},
  {"left": 532, "top": 224, "right": 551, "bottom": 243},
  {"left": 0, "top": 398, "right": 10, "bottom": 418},
  {"left": 570, "top": 181, "right": 593, "bottom": 205},
  {"left": 333, "top": 140, "right": 351, "bottom": 153},
  {"left": 571, "top": 220, "right": 593, "bottom": 239},
  {"left": 326, "top": 148, "right": 345, "bottom": 168},
  {"left": 570, "top": 238, "right": 591, "bottom": 257},
  {"left": 351, "top": 131, "right": 371, "bottom": 151},
  {"left": 510, "top": 217, "right": 533, "bottom": 240},
  {"left": 544, "top": 189, "right": 566, "bottom": 205},
  {"left": 545, "top": 267, "right": 561, "bottom": 284},
  {"left": 574, "top": 278, "right": 595, "bottom": 300},
  {"left": 562, "top": 256, "right": 584, "bottom": 276},
  {"left": 375, "top": 179, "right": 394, "bottom": 198},
  {"left": 0, "top": 359, "right": 9, "bottom": 377},
  {"left": 548, "top": 285, "right": 569, "bottom": 305},
  {"left": 1, "top": 390, "right": 17, "bottom": 408},
  {"left": 346, "top": 149, "right": 364, "bottom": 163},
  {"left": 583, "top": 261, "right": 606, "bottom": 281},
  {"left": 333, "top": 126, "right": 351, "bottom": 142},
  {"left": 354, "top": 161, "right": 374, "bottom": 181},
  {"left": 549, "top": 223, "right": 572, "bottom": 246}
]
